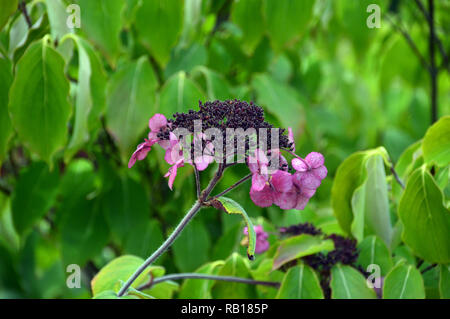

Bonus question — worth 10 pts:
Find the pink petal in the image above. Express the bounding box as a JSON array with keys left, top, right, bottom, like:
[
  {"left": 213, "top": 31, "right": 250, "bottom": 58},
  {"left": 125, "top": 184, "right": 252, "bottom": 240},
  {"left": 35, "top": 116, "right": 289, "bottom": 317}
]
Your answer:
[
  {"left": 313, "top": 165, "right": 328, "bottom": 180},
  {"left": 250, "top": 185, "right": 274, "bottom": 207},
  {"left": 149, "top": 113, "right": 167, "bottom": 132},
  {"left": 255, "top": 149, "right": 269, "bottom": 165},
  {"left": 288, "top": 127, "right": 295, "bottom": 152},
  {"left": 273, "top": 190, "right": 297, "bottom": 210},
  {"left": 255, "top": 239, "right": 269, "bottom": 254},
  {"left": 292, "top": 158, "right": 309, "bottom": 172},
  {"left": 251, "top": 173, "right": 267, "bottom": 192},
  {"left": 295, "top": 194, "right": 310, "bottom": 210},
  {"left": 271, "top": 170, "right": 293, "bottom": 193},
  {"left": 128, "top": 142, "right": 151, "bottom": 168},
  {"left": 299, "top": 171, "right": 322, "bottom": 190},
  {"left": 305, "top": 152, "right": 324, "bottom": 169},
  {"left": 301, "top": 187, "right": 316, "bottom": 198}
]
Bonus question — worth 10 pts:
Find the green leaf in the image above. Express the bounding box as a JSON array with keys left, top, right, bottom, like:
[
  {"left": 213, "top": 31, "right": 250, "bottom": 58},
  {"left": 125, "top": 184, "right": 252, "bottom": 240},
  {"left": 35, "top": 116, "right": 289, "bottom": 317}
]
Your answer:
[
  {"left": 398, "top": 166, "right": 450, "bottom": 263},
  {"left": 11, "top": 162, "right": 59, "bottom": 236},
  {"left": 231, "top": 0, "right": 265, "bottom": 55},
  {"left": 216, "top": 197, "right": 256, "bottom": 259},
  {"left": 8, "top": 39, "right": 72, "bottom": 165},
  {"left": 159, "top": 71, "right": 205, "bottom": 116},
  {"left": 0, "top": 58, "right": 13, "bottom": 163},
  {"left": 263, "top": 0, "right": 315, "bottom": 51},
  {"left": 172, "top": 220, "right": 211, "bottom": 272},
  {"left": 330, "top": 264, "right": 377, "bottom": 299},
  {"left": 102, "top": 176, "right": 150, "bottom": 247},
  {"left": 65, "top": 35, "right": 107, "bottom": 160},
  {"left": 251, "top": 73, "right": 304, "bottom": 130},
  {"left": 276, "top": 263, "right": 324, "bottom": 299},
  {"left": 91, "top": 255, "right": 164, "bottom": 296},
  {"left": 165, "top": 43, "right": 207, "bottom": 79},
  {"left": 383, "top": 262, "right": 425, "bottom": 299},
  {"left": 179, "top": 261, "right": 224, "bottom": 299},
  {"left": 440, "top": 264, "right": 450, "bottom": 299},
  {"left": 212, "top": 253, "right": 256, "bottom": 298},
  {"left": 142, "top": 281, "right": 179, "bottom": 299},
  {"left": 76, "top": 0, "right": 124, "bottom": 65},
  {"left": 422, "top": 116, "right": 450, "bottom": 167},
  {"left": 272, "top": 234, "right": 334, "bottom": 270},
  {"left": 105, "top": 56, "right": 157, "bottom": 161},
  {"left": 351, "top": 154, "right": 392, "bottom": 246},
  {"left": 357, "top": 236, "right": 393, "bottom": 276},
  {"left": 135, "top": 0, "right": 184, "bottom": 66},
  {"left": 192, "top": 66, "right": 232, "bottom": 101},
  {"left": 0, "top": 0, "right": 17, "bottom": 30},
  {"left": 45, "top": 0, "right": 72, "bottom": 40}
]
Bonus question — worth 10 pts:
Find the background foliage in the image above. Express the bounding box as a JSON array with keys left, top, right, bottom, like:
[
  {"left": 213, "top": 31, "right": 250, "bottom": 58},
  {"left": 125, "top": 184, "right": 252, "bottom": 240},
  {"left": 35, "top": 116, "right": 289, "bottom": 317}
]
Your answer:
[{"left": 0, "top": 0, "right": 449, "bottom": 299}]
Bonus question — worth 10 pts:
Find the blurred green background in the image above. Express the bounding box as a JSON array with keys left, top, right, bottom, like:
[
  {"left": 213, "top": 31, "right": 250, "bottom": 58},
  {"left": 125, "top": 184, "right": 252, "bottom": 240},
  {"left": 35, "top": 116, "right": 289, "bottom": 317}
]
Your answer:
[{"left": 0, "top": 0, "right": 449, "bottom": 298}]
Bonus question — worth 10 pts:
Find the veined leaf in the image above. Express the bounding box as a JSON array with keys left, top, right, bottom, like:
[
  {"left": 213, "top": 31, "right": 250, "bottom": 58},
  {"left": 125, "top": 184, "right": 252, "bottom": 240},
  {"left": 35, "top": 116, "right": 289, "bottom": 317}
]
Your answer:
[
  {"left": 383, "top": 261, "right": 425, "bottom": 299},
  {"left": 8, "top": 38, "right": 72, "bottom": 165},
  {"left": 276, "top": 263, "right": 324, "bottom": 299},
  {"left": 422, "top": 116, "right": 450, "bottom": 167},
  {"left": 330, "top": 264, "right": 377, "bottom": 299},
  {"left": 0, "top": 58, "right": 13, "bottom": 163}
]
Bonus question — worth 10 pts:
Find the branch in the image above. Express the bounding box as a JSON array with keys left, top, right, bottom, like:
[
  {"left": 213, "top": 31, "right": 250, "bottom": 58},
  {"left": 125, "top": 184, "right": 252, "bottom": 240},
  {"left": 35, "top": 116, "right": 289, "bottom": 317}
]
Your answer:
[
  {"left": 19, "top": 1, "right": 32, "bottom": 28},
  {"left": 414, "top": 0, "right": 449, "bottom": 72},
  {"left": 212, "top": 173, "right": 252, "bottom": 199},
  {"left": 390, "top": 166, "right": 405, "bottom": 190},
  {"left": 385, "top": 14, "right": 431, "bottom": 73},
  {"left": 194, "top": 167, "right": 201, "bottom": 199},
  {"left": 139, "top": 273, "right": 280, "bottom": 290},
  {"left": 427, "top": 0, "right": 438, "bottom": 124}
]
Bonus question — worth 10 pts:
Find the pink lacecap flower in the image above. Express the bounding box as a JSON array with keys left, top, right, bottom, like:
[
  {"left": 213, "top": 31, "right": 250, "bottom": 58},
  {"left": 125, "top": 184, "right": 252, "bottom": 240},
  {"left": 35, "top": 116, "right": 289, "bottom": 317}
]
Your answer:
[
  {"left": 248, "top": 137, "right": 327, "bottom": 211},
  {"left": 243, "top": 225, "right": 269, "bottom": 254},
  {"left": 248, "top": 149, "right": 270, "bottom": 192},
  {"left": 128, "top": 113, "right": 216, "bottom": 190}
]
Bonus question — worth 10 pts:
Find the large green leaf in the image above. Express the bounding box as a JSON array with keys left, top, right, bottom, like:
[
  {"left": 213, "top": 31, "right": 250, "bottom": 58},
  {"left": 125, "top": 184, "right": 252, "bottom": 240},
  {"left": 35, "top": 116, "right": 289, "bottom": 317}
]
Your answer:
[
  {"left": 231, "top": 0, "right": 264, "bottom": 55},
  {"left": 105, "top": 56, "right": 158, "bottom": 161},
  {"left": 251, "top": 73, "right": 304, "bottom": 130},
  {"left": 357, "top": 235, "right": 393, "bottom": 276},
  {"left": 263, "top": 0, "right": 315, "bottom": 51},
  {"left": 172, "top": 220, "right": 211, "bottom": 272},
  {"left": 91, "top": 255, "right": 164, "bottom": 296},
  {"left": 76, "top": 0, "right": 124, "bottom": 65},
  {"left": 276, "top": 264, "right": 324, "bottom": 299},
  {"left": 159, "top": 71, "right": 205, "bottom": 115},
  {"left": 135, "top": 0, "right": 184, "bottom": 66},
  {"left": 351, "top": 154, "right": 392, "bottom": 246},
  {"left": 0, "top": 58, "right": 13, "bottom": 163},
  {"left": 383, "top": 262, "right": 425, "bottom": 299},
  {"left": 11, "top": 162, "right": 59, "bottom": 236},
  {"left": 422, "top": 116, "right": 450, "bottom": 167},
  {"left": 8, "top": 39, "right": 72, "bottom": 165},
  {"left": 212, "top": 253, "right": 256, "bottom": 299},
  {"left": 65, "top": 35, "right": 106, "bottom": 160},
  {"left": 440, "top": 264, "right": 450, "bottom": 299},
  {"left": 123, "top": 220, "right": 164, "bottom": 259},
  {"left": 330, "top": 264, "right": 377, "bottom": 299},
  {"left": 331, "top": 152, "right": 367, "bottom": 235},
  {"left": 398, "top": 166, "right": 450, "bottom": 263},
  {"left": 192, "top": 66, "right": 232, "bottom": 101},
  {"left": 0, "top": 0, "right": 17, "bottom": 30},
  {"left": 178, "top": 261, "right": 224, "bottom": 299},
  {"left": 272, "top": 234, "right": 334, "bottom": 270},
  {"left": 215, "top": 196, "right": 256, "bottom": 259},
  {"left": 45, "top": 0, "right": 72, "bottom": 40}
]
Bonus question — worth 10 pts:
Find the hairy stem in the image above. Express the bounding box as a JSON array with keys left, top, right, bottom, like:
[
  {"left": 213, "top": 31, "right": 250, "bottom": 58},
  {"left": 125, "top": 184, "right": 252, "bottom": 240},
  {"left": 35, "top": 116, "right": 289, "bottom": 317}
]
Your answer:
[
  {"left": 194, "top": 167, "right": 201, "bottom": 199},
  {"left": 117, "top": 201, "right": 202, "bottom": 297},
  {"left": 139, "top": 273, "right": 280, "bottom": 290}
]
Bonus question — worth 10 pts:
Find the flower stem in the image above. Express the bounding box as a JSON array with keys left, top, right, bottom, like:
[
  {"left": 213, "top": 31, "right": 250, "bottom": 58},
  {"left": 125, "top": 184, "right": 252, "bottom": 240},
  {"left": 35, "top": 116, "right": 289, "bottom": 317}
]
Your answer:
[
  {"left": 117, "top": 201, "right": 202, "bottom": 297},
  {"left": 212, "top": 173, "right": 252, "bottom": 199},
  {"left": 139, "top": 273, "right": 280, "bottom": 290}
]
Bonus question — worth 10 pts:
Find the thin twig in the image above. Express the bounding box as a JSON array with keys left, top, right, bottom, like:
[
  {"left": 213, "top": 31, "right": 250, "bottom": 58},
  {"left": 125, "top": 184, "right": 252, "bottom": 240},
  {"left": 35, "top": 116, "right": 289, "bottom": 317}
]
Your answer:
[
  {"left": 414, "top": 0, "right": 449, "bottom": 72},
  {"left": 421, "top": 263, "right": 437, "bottom": 274},
  {"left": 200, "top": 164, "right": 225, "bottom": 203},
  {"left": 19, "top": 1, "right": 32, "bottom": 28},
  {"left": 385, "top": 14, "right": 431, "bottom": 73},
  {"left": 138, "top": 273, "right": 280, "bottom": 290},
  {"left": 194, "top": 167, "right": 201, "bottom": 199},
  {"left": 390, "top": 166, "right": 405, "bottom": 190},
  {"left": 212, "top": 173, "right": 252, "bottom": 199},
  {"left": 427, "top": 0, "right": 438, "bottom": 124}
]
